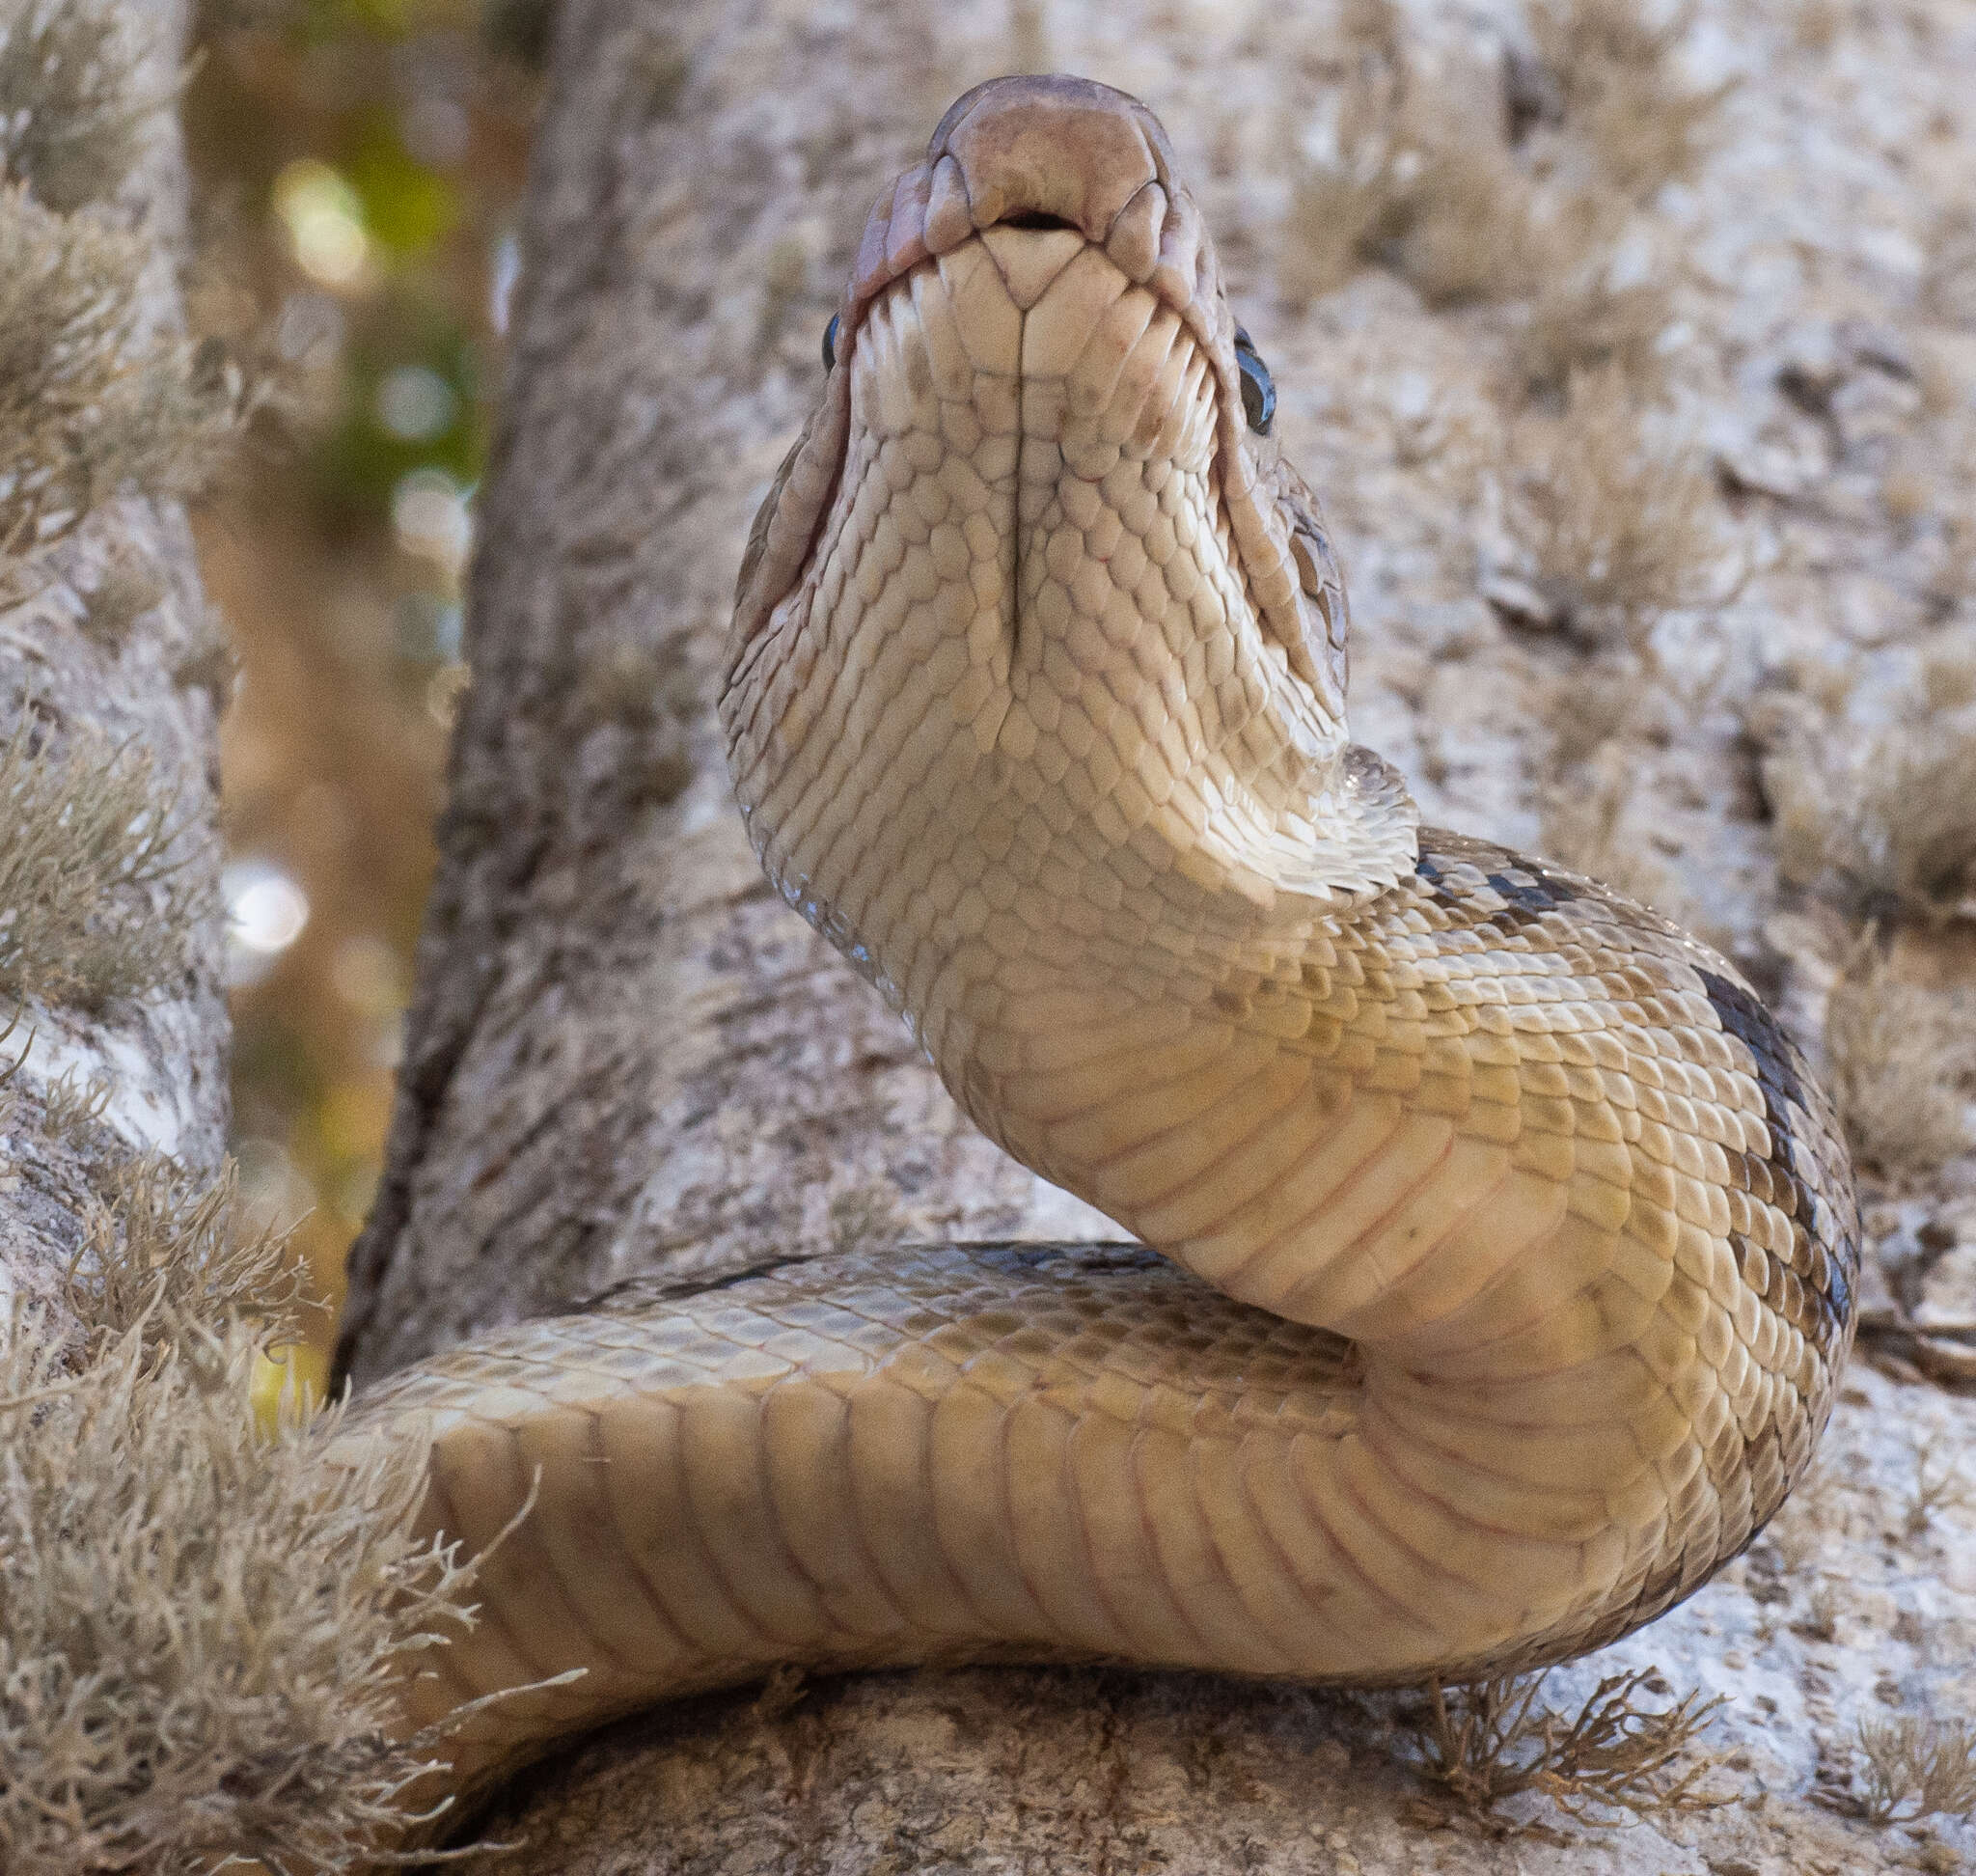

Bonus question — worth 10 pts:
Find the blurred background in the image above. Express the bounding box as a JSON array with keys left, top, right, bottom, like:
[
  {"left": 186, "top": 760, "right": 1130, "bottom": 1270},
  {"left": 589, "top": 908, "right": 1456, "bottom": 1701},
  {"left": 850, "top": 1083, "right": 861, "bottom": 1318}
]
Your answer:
[{"left": 183, "top": 0, "right": 548, "bottom": 1381}]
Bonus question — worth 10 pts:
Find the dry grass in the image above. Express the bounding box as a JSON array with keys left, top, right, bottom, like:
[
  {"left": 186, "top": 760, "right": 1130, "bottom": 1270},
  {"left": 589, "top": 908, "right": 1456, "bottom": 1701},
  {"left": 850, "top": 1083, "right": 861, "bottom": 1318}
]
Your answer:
[
  {"left": 827, "top": 1178, "right": 906, "bottom": 1257},
  {"left": 1410, "top": 1668, "right": 1727, "bottom": 1829},
  {"left": 1540, "top": 658, "right": 1642, "bottom": 766},
  {"left": 1821, "top": 944, "right": 1974, "bottom": 1175},
  {"left": 0, "top": 707, "right": 214, "bottom": 1007},
  {"left": 1280, "top": 54, "right": 1415, "bottom": 305},
  {"left": 1506, "top": 365, "right": 1731, "bottom": 641},
  {"left": 69, "top": 1152, "right": 319, "bottom": 1359},
  {"left": 1390, "top": 142, "right": 1536, "bottom": 310},
  {"left": 1281, "top": 7, "right": 1694, "bottom": 386},
  {"left": 0, "top": 1156, "right": 501, "bottom": 1875},
  {"left": 0, "top": 1006, "right": 22, "bottom": 1130},
  {"left": 1794, "top": 1582, "right": 1840, "bottom": 1644},
  {"left": 1527, "top": 0, "right": 1737, "bottom": 200},
  {"left": 0, "top": 0, "right": 156, "bottom": 213},
  {"left": 0, "top": 183, "right": 236, "bottom": 569},
  {"left": 0, "top": 1329, "right": 478, "bottom": 1874},
  {"left": 1767, "top": 680, "right": 1976, "bottom": 923},
  {"left": 1905, "top": 1436, "right": 1972, "bottom": 1539},
  {"left": 1538, "top": 746, "right": 1715, "bottom": 942},
  {"left": 76, "top": 539, "right": 165, "bottom": 647},
  {"left": 37, "top": 1065, "right": 112, "bottom": 1142},
  {"left": 1516, "top": 196, "right": 1678, "bottom": 398},
  {"left": 1851, "top": 1716, "right": 1976, "bottom": 1827},
  {"left": 1281, "top": 46, "right": 1535, "bottom": 310}
]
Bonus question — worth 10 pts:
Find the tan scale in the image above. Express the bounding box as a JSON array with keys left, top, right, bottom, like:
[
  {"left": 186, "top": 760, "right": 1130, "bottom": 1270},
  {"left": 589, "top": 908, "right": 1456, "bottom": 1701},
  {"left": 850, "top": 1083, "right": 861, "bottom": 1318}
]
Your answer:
[{"left": 330, "top": 75, "right": 1859, "bottom": 1813}]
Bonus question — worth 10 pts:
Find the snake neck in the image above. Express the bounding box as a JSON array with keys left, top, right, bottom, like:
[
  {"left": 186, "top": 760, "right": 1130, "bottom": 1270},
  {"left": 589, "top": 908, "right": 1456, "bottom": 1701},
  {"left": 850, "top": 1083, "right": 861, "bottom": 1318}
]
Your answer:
[{"left": 722, "top": 79, "right": 1438, "bottom": 1339}]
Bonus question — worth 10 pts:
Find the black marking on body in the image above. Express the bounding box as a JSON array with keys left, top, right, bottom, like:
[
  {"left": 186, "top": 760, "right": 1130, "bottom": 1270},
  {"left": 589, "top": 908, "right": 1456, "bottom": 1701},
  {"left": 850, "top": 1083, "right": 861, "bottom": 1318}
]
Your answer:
[
  {"left": 1484, "top": 868, "right": 1578, "bottom": 914},
  {"left": 1698, "top": 967, "right": 1807, "bottom": 1117},
  {"left": 1697, "top": 966, "right": 1854, "bottom": 1355},
  {"left": 1412, "top": 846, "right": 1580, "bottom": 936}
]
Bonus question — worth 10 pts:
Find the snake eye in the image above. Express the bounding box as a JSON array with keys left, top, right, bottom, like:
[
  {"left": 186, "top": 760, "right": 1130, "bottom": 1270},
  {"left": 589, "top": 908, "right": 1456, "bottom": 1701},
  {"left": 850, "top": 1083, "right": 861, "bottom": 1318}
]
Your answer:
[
  {"left": 1233, "top": 327, "right": 1275, "bottom": 436},
  {"left": 823, "top": 313, "right": 840, "bottom": 371}
]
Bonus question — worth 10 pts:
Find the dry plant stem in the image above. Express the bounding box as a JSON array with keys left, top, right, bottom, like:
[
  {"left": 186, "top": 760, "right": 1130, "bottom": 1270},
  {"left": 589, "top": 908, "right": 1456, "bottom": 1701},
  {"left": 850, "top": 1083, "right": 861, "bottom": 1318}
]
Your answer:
[
  {"left": 1527, "top": 0, "right": 1736, "bottom": 199},
  {"left": 65, "top": 1151, "right": 316, "bottom": 1356},
  {"left": 1852, "top": 1717, "right": 1976, "bottom": 1827},
  {"left": 38, "top": 1066, "right": 111, "bottom": 1139},
  {"left": 1821, "top": 941, "right": 1974, "bottom": 1176},
  {"left": 1767, "top": 689, "right": 1976, "bottom": 923},
  {"left": 0, "top": 0, "right": 156, "bottom": 211},
  {"left": 1420, "top": 1669, "right": 1728, "bottom": 1827},
  {"left": 1509, "top": 364, "right": 1730, "bottom": 642},
  {"left": 0, "top": 709, "right": 214, "bottom": 1007},
  {"left": 0, "top": 184, "right": 233, "bottom": 570}
]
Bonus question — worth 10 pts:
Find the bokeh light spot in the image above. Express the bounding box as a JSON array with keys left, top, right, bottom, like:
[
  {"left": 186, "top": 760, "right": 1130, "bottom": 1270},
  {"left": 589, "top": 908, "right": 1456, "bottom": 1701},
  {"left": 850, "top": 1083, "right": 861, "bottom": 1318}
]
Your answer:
[
  {"left": 391, "top": 467, "right": 474, "bottom": 574},
  {"left": 374, "top": 364, "right": 459, "bottom": 442},
  {"left": 224, "top": 860, "right": 311, "bottom": 985},
  {"left": 272, "top": 159, "right": 371, "bottom": 290},
  {"left": 491, "top": 230, "right": 521, "bottom": 334}
]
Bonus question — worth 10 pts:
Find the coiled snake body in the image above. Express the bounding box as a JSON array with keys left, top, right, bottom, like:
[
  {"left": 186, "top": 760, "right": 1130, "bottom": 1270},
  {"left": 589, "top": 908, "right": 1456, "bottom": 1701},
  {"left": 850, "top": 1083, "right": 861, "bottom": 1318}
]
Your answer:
[{"left": 335, "top": 76, "right": 1859, "bottom": 1809}]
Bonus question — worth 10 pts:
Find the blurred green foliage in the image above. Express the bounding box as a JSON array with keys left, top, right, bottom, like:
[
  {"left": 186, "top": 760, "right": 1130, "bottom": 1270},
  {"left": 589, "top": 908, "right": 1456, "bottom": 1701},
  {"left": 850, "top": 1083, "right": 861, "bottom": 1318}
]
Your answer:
[
  {"left": 319, "top": 313, "right": 482, "bottom": 515},
  {"left": 186, "top": 0, "right": 538, "bottom": 1338},
  {"left": 346, "top": 107, "right": 461, "bottom": 253}
]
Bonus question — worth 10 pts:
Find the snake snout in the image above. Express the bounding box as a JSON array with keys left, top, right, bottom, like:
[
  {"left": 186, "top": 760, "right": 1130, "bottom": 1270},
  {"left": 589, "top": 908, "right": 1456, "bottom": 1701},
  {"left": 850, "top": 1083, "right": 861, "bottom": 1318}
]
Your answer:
[
  {"left": 842, "top": 73, "right": 1219, "bottom": 355},
  {"left": 925, "top": 73, "right": 1174, "bottom": 255}
]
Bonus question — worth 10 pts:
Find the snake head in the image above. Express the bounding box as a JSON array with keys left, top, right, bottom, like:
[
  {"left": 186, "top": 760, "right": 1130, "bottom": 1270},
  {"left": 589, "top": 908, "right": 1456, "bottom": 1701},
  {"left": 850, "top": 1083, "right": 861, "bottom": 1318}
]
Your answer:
[
  {"left": 726, "top": 74, "right": 1416, "bottom": 975},
  {"left": 732, "top": 76, "right": 1347, "bottom": 736}
]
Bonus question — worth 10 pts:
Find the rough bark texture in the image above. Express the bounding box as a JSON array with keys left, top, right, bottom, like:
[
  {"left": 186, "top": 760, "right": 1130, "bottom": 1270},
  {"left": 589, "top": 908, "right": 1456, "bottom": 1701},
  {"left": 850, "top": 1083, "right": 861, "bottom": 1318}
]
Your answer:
[
  {"left": 341, "top": 2, "right": 1976, "bottom": 1871},
  {"left": 0, "top": 0, "right": 229, "bottom": 1327},
  {"left": 335, "top": 0, "right": 1116, "bottom": 1387}
]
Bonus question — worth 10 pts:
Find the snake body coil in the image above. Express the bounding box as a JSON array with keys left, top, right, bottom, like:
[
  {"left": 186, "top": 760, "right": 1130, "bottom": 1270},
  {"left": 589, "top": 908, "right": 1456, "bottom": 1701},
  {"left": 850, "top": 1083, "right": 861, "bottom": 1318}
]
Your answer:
[{"left": 336, "top": 76, "right": 1858, "bottom": 1808}]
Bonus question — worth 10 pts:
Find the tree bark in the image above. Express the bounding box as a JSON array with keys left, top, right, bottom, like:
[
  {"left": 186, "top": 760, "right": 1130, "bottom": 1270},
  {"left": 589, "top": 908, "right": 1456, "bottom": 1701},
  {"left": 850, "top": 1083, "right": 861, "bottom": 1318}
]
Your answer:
[
  {"left": 336, "top": 0, "right": 1113, "bottom": 1389},
  {"left": 0, "top": 0, "right": 230, "bottom": 1331},
  {"left": 341, "top": 4, "right": 1976, "bottom": 1872}
]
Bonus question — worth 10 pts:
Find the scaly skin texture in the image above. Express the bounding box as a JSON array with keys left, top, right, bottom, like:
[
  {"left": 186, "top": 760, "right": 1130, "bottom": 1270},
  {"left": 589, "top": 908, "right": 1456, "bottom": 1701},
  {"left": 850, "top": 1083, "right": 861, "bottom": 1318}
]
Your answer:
[{"left": 332, "top": 75, "right": 1858, "bottom": 1814}]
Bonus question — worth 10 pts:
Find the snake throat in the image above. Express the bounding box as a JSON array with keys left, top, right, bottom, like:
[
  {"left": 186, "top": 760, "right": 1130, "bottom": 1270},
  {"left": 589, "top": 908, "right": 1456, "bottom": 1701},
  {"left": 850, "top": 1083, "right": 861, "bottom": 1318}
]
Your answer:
[{"left": 336, "top": 73, "right": 1861, "bottom": 1823}]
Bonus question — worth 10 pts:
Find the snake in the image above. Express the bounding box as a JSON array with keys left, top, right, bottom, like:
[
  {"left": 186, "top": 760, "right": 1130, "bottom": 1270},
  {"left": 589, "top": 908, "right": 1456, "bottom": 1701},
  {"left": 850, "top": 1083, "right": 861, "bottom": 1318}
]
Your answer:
[{"left": 330, "top": 74, "right": 1859, "bottom": 1820}]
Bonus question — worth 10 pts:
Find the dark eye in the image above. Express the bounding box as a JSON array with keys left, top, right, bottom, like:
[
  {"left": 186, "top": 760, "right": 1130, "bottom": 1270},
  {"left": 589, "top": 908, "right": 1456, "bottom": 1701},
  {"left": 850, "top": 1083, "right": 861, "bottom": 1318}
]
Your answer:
[
  {"left": 823, "top": 313, "right": 840, "bottom": 371},
  {"left": 1233, "top": 327, "right": 1275, "bottom": 435}
]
